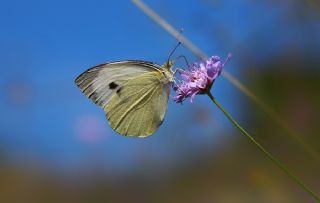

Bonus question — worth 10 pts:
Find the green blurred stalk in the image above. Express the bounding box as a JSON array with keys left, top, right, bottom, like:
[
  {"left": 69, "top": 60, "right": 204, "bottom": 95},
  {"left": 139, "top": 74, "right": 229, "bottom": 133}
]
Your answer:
[{"left": 206, "top": 91, "right": 320, "bottom": 202}]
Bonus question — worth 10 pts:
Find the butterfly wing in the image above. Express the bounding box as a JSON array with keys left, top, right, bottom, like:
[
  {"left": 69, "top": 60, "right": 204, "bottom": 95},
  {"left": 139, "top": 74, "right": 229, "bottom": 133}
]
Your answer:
[
  {"left": 75, "top": 60, "right": 162, "bottom": 109},
  {"left": 75, "top": 60, "right": 171, "bottom": 137},
  {"left": 105, "top": 71, "right": 170, "bottom": 137}
]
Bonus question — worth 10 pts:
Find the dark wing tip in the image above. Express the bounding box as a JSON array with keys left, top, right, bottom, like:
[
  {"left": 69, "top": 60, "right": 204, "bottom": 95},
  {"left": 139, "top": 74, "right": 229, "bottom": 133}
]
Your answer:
[{"left": 74, "top": 65, "right": 102, "bottom": 91}]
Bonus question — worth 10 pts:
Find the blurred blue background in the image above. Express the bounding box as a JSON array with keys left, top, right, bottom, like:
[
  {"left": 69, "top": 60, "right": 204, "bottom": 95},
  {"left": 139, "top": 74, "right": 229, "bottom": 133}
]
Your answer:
[{"left": 0, "top": 0, "right": 320, "bottom": 202}]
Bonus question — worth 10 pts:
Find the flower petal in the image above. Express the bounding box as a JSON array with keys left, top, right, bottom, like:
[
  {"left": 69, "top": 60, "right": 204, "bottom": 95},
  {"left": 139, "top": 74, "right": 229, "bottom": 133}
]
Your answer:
[{"left": 173, "top": 54, "right": 230, "bottom": 103}]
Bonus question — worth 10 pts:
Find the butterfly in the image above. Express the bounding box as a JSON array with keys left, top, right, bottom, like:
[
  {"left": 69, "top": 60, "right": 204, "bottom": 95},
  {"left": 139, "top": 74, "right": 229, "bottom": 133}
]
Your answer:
[{"left": 75, "top": 60, "right": 174, "bottom": 137}]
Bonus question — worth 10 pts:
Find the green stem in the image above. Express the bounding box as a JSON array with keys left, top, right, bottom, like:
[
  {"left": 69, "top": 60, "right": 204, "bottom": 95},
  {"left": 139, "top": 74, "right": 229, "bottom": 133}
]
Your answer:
[{"left": 206, "top": 91, "right": 320, "bottom": 202}]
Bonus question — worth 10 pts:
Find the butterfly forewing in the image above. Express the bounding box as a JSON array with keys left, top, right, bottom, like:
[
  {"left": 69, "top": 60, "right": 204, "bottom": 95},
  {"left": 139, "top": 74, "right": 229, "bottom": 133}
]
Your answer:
[{"left": 75, "top": 61, "right": 162, "bottom": 109}]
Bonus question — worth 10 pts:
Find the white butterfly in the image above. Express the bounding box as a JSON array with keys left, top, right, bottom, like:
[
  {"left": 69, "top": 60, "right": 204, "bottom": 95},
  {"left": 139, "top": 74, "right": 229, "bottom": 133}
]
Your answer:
[{"left": 75, "top": 60, "right": 174, "bottom": 137}]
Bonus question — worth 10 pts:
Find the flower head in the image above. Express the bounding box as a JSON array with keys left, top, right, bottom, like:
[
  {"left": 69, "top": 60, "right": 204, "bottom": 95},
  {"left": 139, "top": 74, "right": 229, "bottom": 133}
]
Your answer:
[{"left": 173, "top": 54, "right": 231, "bottom": 103}]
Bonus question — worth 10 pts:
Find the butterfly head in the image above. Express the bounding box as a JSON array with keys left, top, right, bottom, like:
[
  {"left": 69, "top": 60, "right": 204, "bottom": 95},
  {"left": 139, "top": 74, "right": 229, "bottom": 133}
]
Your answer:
[
  {"left": 163, "top": 60, "right": 174, "bottom": 70},
  {"left": 161, "top": 61, "right": 174, "bottom": 83}
]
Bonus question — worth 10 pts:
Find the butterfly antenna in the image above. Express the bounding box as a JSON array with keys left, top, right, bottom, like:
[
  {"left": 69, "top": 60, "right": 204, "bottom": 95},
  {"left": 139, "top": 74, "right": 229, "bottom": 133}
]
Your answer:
[
  {"left": 167, "top": 28, "right": 184, "bottom": 63},
  {"left": 167, "top": 42, "right": 181, "bottom": 63}
]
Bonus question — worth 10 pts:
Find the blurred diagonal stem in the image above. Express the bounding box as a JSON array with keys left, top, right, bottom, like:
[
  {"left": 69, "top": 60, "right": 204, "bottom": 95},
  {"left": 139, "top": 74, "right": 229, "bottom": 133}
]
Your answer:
[
  {"left": 131, "top": 0, "right": 320, "bottom": 162},
  {"left": 206, "top": 91, "right": 320, "bottom": 202}
]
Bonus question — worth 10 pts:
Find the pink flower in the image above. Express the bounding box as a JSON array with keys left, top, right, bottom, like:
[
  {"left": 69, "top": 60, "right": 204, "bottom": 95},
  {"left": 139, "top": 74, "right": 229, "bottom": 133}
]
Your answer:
[{"left": 173, "top": 54, "right": 231, "bottom": 103}]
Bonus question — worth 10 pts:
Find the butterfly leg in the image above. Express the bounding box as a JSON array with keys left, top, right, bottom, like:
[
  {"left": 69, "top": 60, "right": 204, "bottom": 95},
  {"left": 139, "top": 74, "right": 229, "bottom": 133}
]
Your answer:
[{"left": 174, "top": 55, "right": 190, "bottom": 68}]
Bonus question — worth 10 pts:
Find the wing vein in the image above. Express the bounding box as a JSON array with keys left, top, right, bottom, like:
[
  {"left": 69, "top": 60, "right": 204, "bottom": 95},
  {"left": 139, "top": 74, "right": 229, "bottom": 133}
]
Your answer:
[{"left": 113, "top": 85, "right": 157, "bottom": 130}]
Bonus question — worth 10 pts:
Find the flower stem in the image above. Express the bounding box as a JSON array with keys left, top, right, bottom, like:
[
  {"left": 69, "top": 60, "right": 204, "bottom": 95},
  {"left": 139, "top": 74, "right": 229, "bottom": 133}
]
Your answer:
[{"left": 206, "top": 91, "right": 320, "bottom": 202}]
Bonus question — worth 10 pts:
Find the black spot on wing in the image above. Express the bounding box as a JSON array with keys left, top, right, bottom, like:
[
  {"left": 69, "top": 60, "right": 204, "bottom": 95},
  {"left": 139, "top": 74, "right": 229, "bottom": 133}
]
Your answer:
[
  {"left": 109, "top": 82, "right": 118, "bottom": 89},
  {"left": 116, "top": 87, "right": 122, "bottom": 95}
]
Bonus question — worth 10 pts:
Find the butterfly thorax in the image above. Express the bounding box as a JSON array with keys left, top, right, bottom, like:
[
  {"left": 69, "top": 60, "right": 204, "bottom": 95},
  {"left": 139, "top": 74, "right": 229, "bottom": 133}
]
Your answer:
[{"left": 161, "top": 61, "right": 174, "bottom": 84}]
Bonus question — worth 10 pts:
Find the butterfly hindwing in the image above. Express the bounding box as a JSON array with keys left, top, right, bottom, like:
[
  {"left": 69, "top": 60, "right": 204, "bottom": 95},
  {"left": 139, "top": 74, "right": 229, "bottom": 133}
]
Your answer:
[{"left": 105, "top": 71, "right": 170, "bottom": 137}]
